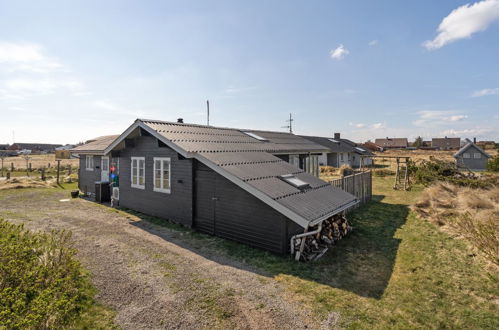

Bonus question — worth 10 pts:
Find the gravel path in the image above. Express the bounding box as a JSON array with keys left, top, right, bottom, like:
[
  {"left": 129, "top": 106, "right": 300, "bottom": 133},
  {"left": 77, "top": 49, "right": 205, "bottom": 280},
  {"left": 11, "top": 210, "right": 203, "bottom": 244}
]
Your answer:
[{"left": 0, "top": 189, "right": 319, "bottom": 329}]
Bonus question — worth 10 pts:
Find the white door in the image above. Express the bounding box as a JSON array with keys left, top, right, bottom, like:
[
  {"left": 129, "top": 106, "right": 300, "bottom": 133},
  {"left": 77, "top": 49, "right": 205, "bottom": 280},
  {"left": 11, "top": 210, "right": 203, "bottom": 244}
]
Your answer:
[{"left": 101, "top": 156, "right": 109, "bottom": 182}]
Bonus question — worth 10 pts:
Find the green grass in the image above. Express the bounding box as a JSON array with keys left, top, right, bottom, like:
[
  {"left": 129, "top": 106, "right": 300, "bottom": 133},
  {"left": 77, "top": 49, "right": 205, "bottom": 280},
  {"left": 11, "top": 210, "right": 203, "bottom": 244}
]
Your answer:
[
  {"left": 2, "top": 178, "right": 497, "bottom": 328},
  {"left": 125, "top": 177, "right": 498, "bottom": 328}
]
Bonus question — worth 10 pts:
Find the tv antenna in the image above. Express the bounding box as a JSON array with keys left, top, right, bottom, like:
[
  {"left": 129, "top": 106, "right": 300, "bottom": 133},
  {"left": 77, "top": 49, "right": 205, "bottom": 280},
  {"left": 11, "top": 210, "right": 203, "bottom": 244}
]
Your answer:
[
  {"left": 282, "top": 113, "right": 293, "bottom": 133},
  {"left": 206, "top": 100, "right": 210, "bottom": 126}
]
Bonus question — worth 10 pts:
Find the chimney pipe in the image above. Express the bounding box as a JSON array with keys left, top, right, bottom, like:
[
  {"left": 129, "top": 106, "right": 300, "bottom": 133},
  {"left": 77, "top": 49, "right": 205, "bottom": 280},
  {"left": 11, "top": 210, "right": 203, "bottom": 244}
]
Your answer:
[
  {"left": 334, "top": 132, "right": 340, "bottom": 139},
  {"left": 177, "top": 118, "right": 184, "bottom": 123},
  {"left": 473, "top": 137, "right": 476, "bottom": 144}
]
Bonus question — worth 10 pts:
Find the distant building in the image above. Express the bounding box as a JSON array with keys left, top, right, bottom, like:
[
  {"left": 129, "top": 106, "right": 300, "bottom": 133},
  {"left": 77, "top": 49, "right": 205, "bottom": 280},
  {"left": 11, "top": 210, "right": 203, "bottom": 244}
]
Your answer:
[
  {"left": 454, "top": 138, "right": 490, "bottom": 171},
  {"left": 0, "top": 144, "right": 9, "bottom": 150},
  {"left": 432, "top": 137, "right": 460, "bottom": 150},
  {"left": 8, "top": 143, "right": 62, "bottom": 153},
  {"left": 476, "top": 141, "right": 496, "bottom": 149},
  {"left": 374, "top": 138, "right": 408, "bottom": 149}
]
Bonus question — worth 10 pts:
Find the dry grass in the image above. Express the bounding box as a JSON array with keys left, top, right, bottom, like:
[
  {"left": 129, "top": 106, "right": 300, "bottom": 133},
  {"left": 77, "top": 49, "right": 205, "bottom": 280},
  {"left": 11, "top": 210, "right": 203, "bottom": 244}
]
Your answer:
[
  {"left": 1, "top": 154, "right": 78, "bottom": 170},
  {"left": 0, "top": 177, "right": 58, "bottom": 190},
  {"left": 320, "top": 165, "right": 355, "bottom": 181},
  {"left": 412, "top": 183, "right": 499, "bottom": 264}
]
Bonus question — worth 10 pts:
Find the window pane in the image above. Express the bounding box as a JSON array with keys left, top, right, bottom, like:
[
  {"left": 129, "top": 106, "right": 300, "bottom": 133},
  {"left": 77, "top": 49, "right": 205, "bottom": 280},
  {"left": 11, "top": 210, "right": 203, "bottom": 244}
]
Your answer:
[{"left": 162, "top": 160, "right": 170, "bottom": 189}]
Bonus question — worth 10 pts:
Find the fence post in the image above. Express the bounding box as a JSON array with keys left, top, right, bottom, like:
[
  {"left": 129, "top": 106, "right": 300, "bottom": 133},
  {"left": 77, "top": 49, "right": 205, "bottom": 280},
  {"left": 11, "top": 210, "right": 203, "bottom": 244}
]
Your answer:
[
  {"left": 11, "top": 162, "right": 14, "bottom": 172},
  {"left": 56, "top": 160, "right": 61, "bottom": 185}
]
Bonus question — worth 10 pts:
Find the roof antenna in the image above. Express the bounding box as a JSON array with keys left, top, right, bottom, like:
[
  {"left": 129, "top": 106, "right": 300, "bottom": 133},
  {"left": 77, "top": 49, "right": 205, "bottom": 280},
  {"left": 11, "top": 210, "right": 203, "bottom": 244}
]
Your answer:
[
  {"left": 282, "top": 113, "right": 293, "bottom": 133},
  {"left": 206, "top": 100, "right": 210, "bottom": 126}
]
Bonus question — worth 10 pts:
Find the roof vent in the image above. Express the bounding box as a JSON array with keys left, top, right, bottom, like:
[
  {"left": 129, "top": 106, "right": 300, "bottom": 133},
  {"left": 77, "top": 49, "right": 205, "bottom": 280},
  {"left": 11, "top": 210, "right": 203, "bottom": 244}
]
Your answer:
[
  {"left": 279, "top": 174, "right": 310, "bottom": 190},
  {"left": 177, "top": 118, "right": 184, "bottom": 123}
]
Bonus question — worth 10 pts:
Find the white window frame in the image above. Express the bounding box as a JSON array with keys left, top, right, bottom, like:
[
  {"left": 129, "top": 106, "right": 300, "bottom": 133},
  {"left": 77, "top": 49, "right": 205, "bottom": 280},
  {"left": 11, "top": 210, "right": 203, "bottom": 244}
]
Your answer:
[
  {"left": 463, "top": 153, "right": 470, "bottom": 159},
  {"left": 153, "top": 157, "right": 171, "bottom": 193},
  {"left": 131, "top": 157, "right": 145, "bottom": 189},
  {"left": 289, "top": 154, "right": 300, "bottom": 168},
  {"left": 474, "top": 153, "right": 481, "bottom": 159},
  {"left": 85, "top": 155, "right": 94, "bottom": 171}
]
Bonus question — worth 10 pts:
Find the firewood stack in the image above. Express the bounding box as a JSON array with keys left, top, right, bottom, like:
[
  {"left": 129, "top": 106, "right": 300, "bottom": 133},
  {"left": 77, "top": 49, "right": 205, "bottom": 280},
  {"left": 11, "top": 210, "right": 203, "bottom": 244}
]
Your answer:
[{"left": 294, "top": 214, "right": 352, "bottom": 262}]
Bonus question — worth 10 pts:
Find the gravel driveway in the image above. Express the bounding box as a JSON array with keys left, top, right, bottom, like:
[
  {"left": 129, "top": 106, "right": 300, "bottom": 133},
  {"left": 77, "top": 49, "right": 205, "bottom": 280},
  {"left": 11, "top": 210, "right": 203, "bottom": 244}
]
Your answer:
[{"left": 0, "top": 188, "right": 319, "bottom": 329}]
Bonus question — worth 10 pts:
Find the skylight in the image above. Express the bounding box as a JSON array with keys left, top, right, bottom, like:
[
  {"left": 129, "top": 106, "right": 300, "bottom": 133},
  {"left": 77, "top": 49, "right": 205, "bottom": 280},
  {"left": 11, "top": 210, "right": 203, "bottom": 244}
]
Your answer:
[
  {"left": 280, "top": 174, "right": 310, "bottom": 189},
  {"left": 328, "top": 139, "right": 340, "bottom": 143},
  {"left": 355, "top": 147, "right": 366, "bottom": 152},
  {"left": 243, "top": 131, "right": 269, "bottom": 141}
]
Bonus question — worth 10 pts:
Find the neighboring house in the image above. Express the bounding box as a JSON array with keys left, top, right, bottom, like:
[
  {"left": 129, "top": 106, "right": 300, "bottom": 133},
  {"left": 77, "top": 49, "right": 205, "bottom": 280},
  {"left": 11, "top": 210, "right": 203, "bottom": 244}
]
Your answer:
[
  {"left": 432, "top": 137, "right": 460, "bottom": 150},
  {"left": 300, "top": 133, "right": 373, "bottom": 168},
  {"left": 71, "top": 135, "right": 120, "bottom": 194},
  {"left": 0, "top": 144, "right": 8, "bottom": 150},
  {"left": 454, "top": 139, "right": 491, "bottom": 171},
  {"left": 476, "top": 141, "right": 496, "bottom": 149},
  {"left": 74, "top": 119, "right": 358, "bottom": 255},
  {"left": 8, "top": 143, "right": 62, "bottom": 153},
  {"left": 374, "top": 138, "right": 408, "bottom": 149}
]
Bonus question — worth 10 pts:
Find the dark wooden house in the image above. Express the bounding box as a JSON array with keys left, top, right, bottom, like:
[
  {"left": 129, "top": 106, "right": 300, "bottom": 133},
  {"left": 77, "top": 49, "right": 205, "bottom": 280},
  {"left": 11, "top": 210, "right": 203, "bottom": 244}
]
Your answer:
[{"left": 73, "top": 119, "right": 358, "bottom": 256}]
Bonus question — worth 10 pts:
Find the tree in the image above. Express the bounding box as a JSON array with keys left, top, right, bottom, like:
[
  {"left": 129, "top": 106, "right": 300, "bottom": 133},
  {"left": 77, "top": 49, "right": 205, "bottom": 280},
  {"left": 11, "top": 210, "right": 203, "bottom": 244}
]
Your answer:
[{"left": 413, "top": 136, "right": 424, "bottom": 148}]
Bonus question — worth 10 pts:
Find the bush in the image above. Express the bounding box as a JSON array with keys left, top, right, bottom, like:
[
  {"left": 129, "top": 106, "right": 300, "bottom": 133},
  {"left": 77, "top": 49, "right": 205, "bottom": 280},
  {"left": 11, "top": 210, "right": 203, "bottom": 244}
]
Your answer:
[
  {"left": 487, "top": 154, "right": 499, "bottom": 172},
  {"left": 413, "top": 158, "right": 496, "bottom": 188},
  {"left": 0, "top": 219, "right": 94, "bottom": 328}
]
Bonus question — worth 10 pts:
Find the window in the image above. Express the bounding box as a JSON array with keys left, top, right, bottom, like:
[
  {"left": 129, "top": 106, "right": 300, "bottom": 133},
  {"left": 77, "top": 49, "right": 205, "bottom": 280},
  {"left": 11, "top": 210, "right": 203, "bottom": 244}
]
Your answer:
[
  {"left": 242, "top": 131, "right": 269, "bottom": 141},
  {"left": 85, "top": 155, "right": 94, "bottom": 171},
  {"left": 153, "top": 157, "right": 171, "bottom": 193},
  {"left": 131, "top": 157, "right": 145, "bottom": 189},
  {"left": 355, "top": 147, "right": 366, "bottom": 152},
  {"left": 463, "top": 153, "right": 470, "bottom": 159},
  {"left": 474, "top": 153, "right": 481, "bottom": 159},
  {"left": 328, "top": 138, "right": 340, "bottom": 143},
  {"left": 289, "top": 155, "right": 300, "bottom": 168},
  {"left": 340, "top": 153, "right": 344, "bottom": 161},
  {"left": 280, "top": 174, "right": 310, "bottom": 189}
]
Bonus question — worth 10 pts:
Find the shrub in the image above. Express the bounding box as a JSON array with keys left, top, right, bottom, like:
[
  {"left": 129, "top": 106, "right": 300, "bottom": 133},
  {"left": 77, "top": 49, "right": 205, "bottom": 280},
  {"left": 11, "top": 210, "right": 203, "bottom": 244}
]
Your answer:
[
  {"left": 487, "top": 154, "right": 499, "bottom": 172},
  {"left": 413, "top": 158, "right": 496, "bottom": 188},
  {"left": 0, "top": 219, "right": 94, "bottom": 328}
]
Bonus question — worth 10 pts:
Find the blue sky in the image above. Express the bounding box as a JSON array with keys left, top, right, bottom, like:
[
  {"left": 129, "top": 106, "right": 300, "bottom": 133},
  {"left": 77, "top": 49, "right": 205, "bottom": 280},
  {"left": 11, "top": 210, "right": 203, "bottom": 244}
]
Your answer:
[{"left": 0, "top": 0, "right": 498, "bottom": 144}]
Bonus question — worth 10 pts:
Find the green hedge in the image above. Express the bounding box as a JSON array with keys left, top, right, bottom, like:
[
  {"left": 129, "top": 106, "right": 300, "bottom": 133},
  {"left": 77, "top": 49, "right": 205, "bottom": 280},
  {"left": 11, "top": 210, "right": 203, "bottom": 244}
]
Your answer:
[{"left": 0, "top": 219, "right": 94, "bottom": 328}]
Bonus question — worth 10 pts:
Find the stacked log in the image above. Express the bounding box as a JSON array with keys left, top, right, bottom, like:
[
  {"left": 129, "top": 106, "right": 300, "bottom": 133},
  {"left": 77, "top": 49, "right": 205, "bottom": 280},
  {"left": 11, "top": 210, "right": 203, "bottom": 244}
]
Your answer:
[{"left": 294, "top": 214, "right": 352, "bottom": 262}]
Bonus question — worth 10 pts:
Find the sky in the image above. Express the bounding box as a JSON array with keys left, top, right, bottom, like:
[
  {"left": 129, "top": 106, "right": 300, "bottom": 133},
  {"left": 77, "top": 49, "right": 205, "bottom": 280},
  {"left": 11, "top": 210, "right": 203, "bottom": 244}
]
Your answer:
[{"left": 0, "top": 0, "right": 498, "bottom": 144}]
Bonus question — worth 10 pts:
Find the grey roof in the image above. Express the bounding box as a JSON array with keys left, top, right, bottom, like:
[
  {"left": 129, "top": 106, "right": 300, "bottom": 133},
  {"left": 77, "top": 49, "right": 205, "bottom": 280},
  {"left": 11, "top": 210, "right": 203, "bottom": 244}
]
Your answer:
[
  {"left": 299, "top": 135, "right": 353, "bottom": 153},
  {"left": 374, "top": 138, "right": 408, "bottom": 148},
  {"left": 71, "top": 135, "right": 119, "bottom": 154},
  {"left": 107, "top": 119, "right": 358, "bottom": 228},
  {"left": 432, "top": 137, "right": 460, "bottom": 149},
  {"left": 453, "top": 141, "right": 491, "bottom": 158},
  {"left": 299, "top": 135, "right": 373, "bottom": 156}
]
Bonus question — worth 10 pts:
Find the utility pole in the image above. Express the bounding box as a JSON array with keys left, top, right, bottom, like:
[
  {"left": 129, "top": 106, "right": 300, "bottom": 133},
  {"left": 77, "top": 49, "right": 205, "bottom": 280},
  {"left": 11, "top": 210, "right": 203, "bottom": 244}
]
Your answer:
[
  {"left": 282, "top": 113, "right": 294, "bottom": 133},
  {"left": 207, "top": 100, "right": 210, "bottom": 126}
]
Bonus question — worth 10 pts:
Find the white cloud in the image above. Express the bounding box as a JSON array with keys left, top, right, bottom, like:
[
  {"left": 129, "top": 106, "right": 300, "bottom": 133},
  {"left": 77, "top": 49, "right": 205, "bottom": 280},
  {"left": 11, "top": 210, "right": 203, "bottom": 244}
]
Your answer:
[
  {"left": 0, "top": 42, "right": 63, "bottom": 73},
  {"left": 0, "top": 78, "right": 85, "bottom": 100},
  {"left": 471, "top": 87, "right": 499, "bottom": 97},
  {"left": 330, "top": 44, "right": 349, "bottom": 60},
  {"left": 423, "top": 0, "right": 499, "bottom": 50},
  {"left": 413, "top": 110, "right": 468, "bottom": 126},
  {"left": 440, "top": 127, "right": 495, "bottom": 137},
  {"left": 368, "top": 40, "right": 379, "bottom": 46},
  {"left": 371, "top": 123, "right": 385, "bottom": 129},
  {"left": 349, "top": 122, "right": 366, "bottom": 128}
]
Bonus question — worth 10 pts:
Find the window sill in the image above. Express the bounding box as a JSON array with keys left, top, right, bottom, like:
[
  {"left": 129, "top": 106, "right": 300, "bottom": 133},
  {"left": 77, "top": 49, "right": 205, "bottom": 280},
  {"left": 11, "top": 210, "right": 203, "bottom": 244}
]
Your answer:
[
  {"left": 131, "top": 184, "right": 145, "bottom": 190},
  {"left": 153, "top": 188, "right": 171, "bottom": 194},
  {"left": 85, "top": 168, "right": 94, "bottom": 171}
]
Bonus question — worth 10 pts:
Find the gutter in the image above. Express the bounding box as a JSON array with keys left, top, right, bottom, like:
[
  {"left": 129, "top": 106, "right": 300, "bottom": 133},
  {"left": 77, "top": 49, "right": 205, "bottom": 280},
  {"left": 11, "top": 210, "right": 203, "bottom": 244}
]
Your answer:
[{"left": 290, "top": 222, "right": 323, "bottom": 261}]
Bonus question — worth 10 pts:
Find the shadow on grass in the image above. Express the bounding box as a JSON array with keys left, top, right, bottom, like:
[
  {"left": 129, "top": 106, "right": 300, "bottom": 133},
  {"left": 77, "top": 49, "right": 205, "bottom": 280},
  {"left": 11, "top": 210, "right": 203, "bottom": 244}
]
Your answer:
[{"left": 124, "top": 194, "right": 409, "bottom": 299}]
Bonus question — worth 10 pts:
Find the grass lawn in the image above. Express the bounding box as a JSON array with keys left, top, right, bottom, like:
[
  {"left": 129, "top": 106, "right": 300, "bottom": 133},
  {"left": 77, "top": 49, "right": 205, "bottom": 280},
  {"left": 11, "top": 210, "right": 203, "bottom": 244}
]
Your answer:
[
  {"left": 1, "top": 178, "right": 497, "bottom": 328},
  {"left": 189, "top": 176, "right": 498, "bottom": 329}
]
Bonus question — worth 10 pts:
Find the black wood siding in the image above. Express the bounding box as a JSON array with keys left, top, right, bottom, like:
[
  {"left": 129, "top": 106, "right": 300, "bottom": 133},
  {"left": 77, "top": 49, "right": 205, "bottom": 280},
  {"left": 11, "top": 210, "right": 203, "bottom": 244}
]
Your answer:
[
  {"left": 78, "top": 155, "right": 102, "bottom": 194},
  {"left": 194, "top": 162, "right": 291, "bottom": 254},
  {"left": 119, "top": 135, "right": 193, "bottom": 227}
]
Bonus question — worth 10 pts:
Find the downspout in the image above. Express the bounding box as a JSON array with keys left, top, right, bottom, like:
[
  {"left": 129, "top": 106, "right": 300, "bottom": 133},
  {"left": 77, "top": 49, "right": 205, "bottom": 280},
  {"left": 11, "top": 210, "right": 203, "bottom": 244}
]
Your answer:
[{"left": 290, "top": 222, "right": 322, "bottom": 261}]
